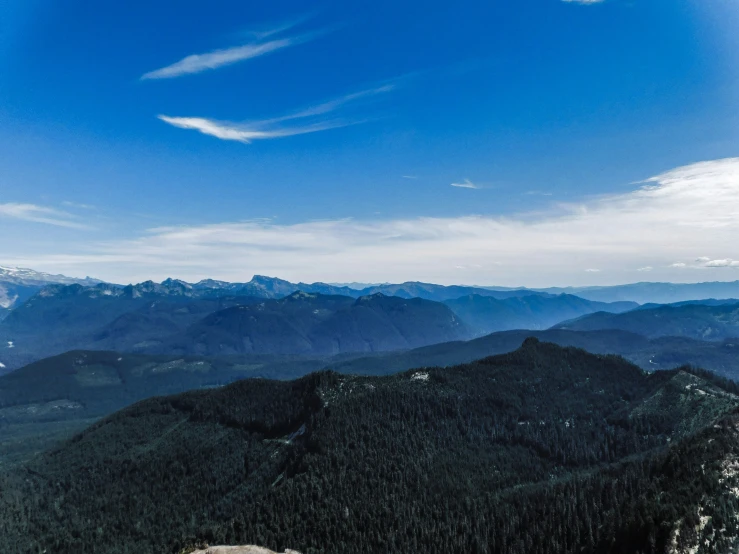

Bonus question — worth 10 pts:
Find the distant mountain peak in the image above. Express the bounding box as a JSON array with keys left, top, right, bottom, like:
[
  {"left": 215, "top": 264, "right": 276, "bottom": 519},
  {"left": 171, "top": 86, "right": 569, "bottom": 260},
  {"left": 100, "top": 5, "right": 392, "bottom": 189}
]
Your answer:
[
  {"left": 250, "top": 275, "right": 292, "bottom": 286},
  {"left": 161, "top": 277, "right": 193, "bottom": 289}
]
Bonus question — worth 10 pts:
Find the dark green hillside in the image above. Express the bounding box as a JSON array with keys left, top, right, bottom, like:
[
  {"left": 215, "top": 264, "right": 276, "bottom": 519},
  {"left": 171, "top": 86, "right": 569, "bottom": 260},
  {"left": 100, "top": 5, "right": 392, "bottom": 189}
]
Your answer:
[
  {"left": 0, "top": 350, "right": 333, "bottom": 465},
  {"left": 7, "top": 328, "right": 738, "bottom": 466},
  {"left": 2, "top": 340, "right": 738, "bottom": 554},
  {"left": 444, "top": 293, "right": 636, "bottom": 336},
  {"left": 554, "top": 301, "right": 739, "bottom": 341}
]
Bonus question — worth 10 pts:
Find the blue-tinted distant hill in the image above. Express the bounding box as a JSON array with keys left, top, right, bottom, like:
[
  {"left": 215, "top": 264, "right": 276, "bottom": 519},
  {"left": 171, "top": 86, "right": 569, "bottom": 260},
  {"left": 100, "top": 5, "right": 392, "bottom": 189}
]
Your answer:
[
  {"left": 443, "top": 293, "right": 636, "bottom": 336},
  {"left": 159, "top": 291, "right": 470, "bottom": 357},
  {"left": 553, "top": 301, "right": 739, "bottom": 341},
  {"left": 531, "top": 280, "right": 739, "bottom": 304}
]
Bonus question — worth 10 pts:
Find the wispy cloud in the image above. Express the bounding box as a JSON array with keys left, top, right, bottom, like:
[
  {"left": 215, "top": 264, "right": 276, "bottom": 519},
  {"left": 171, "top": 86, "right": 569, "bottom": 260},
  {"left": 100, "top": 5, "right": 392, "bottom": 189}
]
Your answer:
[
  {"left": 263, "top": 85, "right": 394, "bottom": 123},
  {"left": 402, "top": 175, "right": 418, "bottom": 180},
  {"left": 62, "top": 201, "right": 95, "bottom": 210},
  {"left": 140, "top": 18, "right": 324, "bottom": 80},
  {"left": 562, "top": 0, "right": 605, "bottom": 4},
  {"left": 0, "top": 203, "right": 89, "bottom": 229},
  {"left": 158, "top": 85, "right": 394, "bottom": 143},
  {"left": 157, "top": 115, "right": 349, "bottom": 143},
  {"left": 239, "top": 15, "right": 313, "bottom": 41},
  {"left": 450, "top": 179, "right": 479, "bottom": 189},
  {"left": 11, "top": 158, "right": 739, "bottom": 286}
]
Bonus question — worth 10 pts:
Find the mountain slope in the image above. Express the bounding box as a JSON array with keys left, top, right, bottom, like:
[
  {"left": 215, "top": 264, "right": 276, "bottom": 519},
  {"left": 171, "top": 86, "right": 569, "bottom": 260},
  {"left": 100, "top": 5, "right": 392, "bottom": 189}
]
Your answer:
[
  {"left": 0, "top": 349, "right": 336, "bottom": 465},
  {"left": 444, "top": 293, "right": 636, "bottom": 336},
  {"left": 329, "top": 328, "right": 739, "bottom": 381},
  {"left": 2, "top": 341, "right": 739, "bottom": 554},
  {"left": 554, "top": 301, "right": 739, "bottom": 341},
  {"left": 165, "top": 292, "right": 470, "bottom": 356},
  {"left": 8, "top": 328, "right": 739, "bottom": 466}
]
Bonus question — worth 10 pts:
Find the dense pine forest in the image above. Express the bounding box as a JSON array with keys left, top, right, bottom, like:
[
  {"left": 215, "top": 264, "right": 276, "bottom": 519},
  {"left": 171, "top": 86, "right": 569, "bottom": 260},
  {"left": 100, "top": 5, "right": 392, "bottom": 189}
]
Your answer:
[{"left": 1, "top": 339, "right": 739, "bottom": 553}]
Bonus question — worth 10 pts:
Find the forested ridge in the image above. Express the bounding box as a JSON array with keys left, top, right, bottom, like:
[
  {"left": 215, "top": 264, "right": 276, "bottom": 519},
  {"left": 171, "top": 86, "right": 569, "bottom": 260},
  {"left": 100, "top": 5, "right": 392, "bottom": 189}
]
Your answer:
[{"left": 2, "top": 339, "right": 739, "bottom": 553}]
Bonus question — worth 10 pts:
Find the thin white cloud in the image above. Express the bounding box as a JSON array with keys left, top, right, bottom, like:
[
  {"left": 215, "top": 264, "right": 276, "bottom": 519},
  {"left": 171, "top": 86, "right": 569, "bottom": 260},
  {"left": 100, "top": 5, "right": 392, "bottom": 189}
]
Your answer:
[
  {"left": 158, "top": 85, "right": 394, "bottom": 143},
  {"left": 9, "top": 158, "right": 739, "bottom": 287},
  {"left": 562, "top": 0, "right": 605, "bottom": 4},
  {"left": 157, "top": 115, "right": 349, "bottom": 143},
  {"left": 140, "top": 20, "right": 324, "bottom": 80},
  {"left": 241, "top": 15, "right": 312, "bottom": 41},
  {"left": 637, "top": 266, "right": 653, "bottom": 272},
  {"left": 141, "top": 39, "right": 291, "bottom": 80},
  {"left": 585, "top": 269, "right": 600, "bottom": 273},
  {"left": 402, "top": 175, "right": 418, "bottom": 180},
  {"left": 262, "top": 85, "right": 394, "bottom": 123},
  {"left": 62, "top": 201, "right": 95, "bottom": 210},
  {"left": 0, "top": 203, "right": 89, "bottom": 229},
  {"left": 450, "top": 179, "right": 479, "bottom": 189}
]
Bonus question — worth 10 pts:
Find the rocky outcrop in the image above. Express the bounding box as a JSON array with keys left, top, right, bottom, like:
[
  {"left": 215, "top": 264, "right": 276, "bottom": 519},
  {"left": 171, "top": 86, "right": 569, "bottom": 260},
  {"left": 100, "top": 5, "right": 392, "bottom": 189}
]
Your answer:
[{"left": 192, "top": 546, "right": 300, "bottom": 554}]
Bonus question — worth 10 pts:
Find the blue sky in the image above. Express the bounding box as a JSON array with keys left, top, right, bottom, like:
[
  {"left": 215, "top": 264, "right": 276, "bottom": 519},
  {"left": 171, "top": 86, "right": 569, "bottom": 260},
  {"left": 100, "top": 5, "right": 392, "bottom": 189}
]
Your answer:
[{"left": 1, "top": 0, "right": 738, "bottom": 286}]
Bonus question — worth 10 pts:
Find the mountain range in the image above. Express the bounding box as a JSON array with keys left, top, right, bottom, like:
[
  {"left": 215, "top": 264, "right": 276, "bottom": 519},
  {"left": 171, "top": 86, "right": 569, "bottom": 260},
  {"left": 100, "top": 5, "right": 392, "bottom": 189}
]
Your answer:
[
  {"left": 0, "top": 278, "right": 632, "bottom": 371},
  {"left": 5, "top": 265, "right": 739, "bottom": 306},
  {"left": 3, "top": 340, "right": 739, "bottom": 553}
]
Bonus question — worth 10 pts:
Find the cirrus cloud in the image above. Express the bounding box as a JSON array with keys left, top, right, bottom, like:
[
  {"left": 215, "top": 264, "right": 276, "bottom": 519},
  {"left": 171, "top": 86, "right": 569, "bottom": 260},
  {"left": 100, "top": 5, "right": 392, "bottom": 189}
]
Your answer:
[
  {"left": 140, "top": 18, "right": 324, "bottom": 80},
  {"left": 157, "top": 85, "right": 394, "bottom": 143},
  {"left": 0, "top": 203, "right": 89, "bottom": 230}
]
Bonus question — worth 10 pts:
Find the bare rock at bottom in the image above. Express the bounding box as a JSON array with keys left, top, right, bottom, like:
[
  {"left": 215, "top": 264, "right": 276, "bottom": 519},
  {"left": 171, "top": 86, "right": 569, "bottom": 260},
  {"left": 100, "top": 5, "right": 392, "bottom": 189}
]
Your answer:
[{"left": 192, "top": 546, "right": 300, "bottom": 554}]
